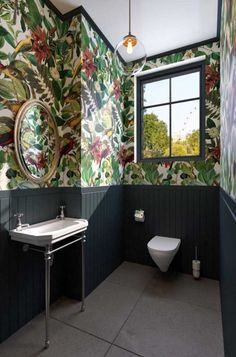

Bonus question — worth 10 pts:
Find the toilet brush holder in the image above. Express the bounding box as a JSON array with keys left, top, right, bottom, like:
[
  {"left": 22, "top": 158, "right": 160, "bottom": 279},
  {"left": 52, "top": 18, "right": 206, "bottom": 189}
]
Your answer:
[{"left": 192, "top": 259, "right": 200, "bottom": 279}]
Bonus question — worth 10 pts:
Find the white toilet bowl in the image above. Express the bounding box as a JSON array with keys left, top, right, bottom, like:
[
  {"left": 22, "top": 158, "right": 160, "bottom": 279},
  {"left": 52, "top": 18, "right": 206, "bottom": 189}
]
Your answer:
[{"left": 147, "top": 236, "right": 181, "bottom": 272}]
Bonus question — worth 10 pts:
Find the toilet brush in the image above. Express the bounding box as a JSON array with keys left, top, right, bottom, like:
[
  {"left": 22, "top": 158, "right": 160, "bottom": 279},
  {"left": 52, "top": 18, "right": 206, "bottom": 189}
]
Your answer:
[{"left": 192, "top": 246, "right": 200, "bottom": 279}]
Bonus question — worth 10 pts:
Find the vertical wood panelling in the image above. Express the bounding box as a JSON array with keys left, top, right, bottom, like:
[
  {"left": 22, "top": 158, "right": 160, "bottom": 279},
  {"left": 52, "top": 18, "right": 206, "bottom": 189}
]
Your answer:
[
  {"left": 0, "top": 188, "right": 72, "bottom": 343},
  {"left": 59, "top": 187, "right": 82, "bottom": 299},
  {"left": 0, "top": 195, "right": 10, "bottom": 341},
  {"left": 60, "top": 186, "right": 123, "bottom": 300},
  {"left": 81, "top": 187, "right": 124, "bottom": 296},
  {"left": 0, "top": 184, "right": 220, "bottom": 344},
  {"left": 220, "top": 189, "right": 236, "bottom": 357},
  {"left": 124, "top": 186, "right": 219, "bottom": 279}
]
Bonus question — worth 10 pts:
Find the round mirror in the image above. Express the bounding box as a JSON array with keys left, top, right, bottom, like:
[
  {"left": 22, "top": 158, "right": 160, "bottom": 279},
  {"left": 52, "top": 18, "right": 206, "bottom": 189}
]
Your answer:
[{"left": 14, "top": 100, "right": 60, "bottom": 184}]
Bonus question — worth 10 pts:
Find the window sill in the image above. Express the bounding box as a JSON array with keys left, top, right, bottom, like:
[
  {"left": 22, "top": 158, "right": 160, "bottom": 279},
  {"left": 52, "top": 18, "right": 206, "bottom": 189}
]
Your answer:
[{"left": 136, "top": 155, "right": 205, "bottom": 163}]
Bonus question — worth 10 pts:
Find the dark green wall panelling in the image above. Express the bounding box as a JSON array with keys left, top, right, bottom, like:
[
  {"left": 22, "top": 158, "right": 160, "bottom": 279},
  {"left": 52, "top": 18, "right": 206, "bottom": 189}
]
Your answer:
[
  {"left": 124, "top": 185, "right": 219, "bottom": 279},
  {"left": 0, "top": 188, "right": 67, "bottom": 342},
  {"left": 0, "top": 186, "right": 124, "bottom": 343},
  {"left": 81, "top": 186, "right": 124, "bottom": 295},
  {"left": 62, "top": 186, "right": 124, "bottom": 300},
  {"left": 220, "top": 190, "right": 236, "bottom": 357}
]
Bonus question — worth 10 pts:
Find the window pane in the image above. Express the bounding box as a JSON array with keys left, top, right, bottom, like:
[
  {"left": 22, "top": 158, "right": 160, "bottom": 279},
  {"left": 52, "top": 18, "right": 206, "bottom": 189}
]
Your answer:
[
  {"left": 143, "top": 79, "right": 169, "bottom": 107},
  {"left": 171, "top": 100, "right": 200, "bottom": 157},
  {"left": 142, "top": 106, "right": 170, "bottom": 158},
  {"left": 171, "top": 72, "right": 200, "bottom": 102}
]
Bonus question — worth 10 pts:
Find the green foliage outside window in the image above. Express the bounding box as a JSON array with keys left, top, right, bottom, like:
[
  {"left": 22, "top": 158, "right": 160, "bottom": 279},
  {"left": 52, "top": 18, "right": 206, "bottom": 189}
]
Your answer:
[
  {"left": 143, "top": 113, "right": 169, "bottom": 158},
  {"left": 143, "top": 113, "right": 200, "bottom": 158}
]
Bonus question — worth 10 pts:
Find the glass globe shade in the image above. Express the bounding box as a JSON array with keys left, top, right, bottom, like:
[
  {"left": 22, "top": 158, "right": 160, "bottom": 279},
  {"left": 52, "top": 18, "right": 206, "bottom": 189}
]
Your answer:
[{"left": 113, "top": 34, "right": 147, "bottom": 76}]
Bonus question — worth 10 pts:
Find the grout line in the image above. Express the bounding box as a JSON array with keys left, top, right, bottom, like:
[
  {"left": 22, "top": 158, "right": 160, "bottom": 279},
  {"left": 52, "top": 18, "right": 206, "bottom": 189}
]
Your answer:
[
  {"left": 111, "top": 344, "right": 143, "bottom": 357},
  {"left": 50, "top": 315, "right": 112, "bottom": 345},
  {"left": 51, "top": 313, "right": 143, "bottom": 357},
  {"left": 52, "top": 267, "right": 221, "bottom": 356},
  {"left": 103, "top": 278, "right": 153, "bottom": 357}
]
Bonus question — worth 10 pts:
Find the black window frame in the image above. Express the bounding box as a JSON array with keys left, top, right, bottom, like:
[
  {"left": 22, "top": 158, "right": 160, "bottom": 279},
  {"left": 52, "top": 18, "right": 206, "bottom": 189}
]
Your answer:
[{"left": 136, "top": 60, "right": 205, "bottom": 162}]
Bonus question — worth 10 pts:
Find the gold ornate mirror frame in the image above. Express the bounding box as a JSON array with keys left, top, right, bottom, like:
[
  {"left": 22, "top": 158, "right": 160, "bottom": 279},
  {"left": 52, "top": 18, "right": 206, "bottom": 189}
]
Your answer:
[{"left": 14, "top": 100, "right": 60, "bottom": 185}]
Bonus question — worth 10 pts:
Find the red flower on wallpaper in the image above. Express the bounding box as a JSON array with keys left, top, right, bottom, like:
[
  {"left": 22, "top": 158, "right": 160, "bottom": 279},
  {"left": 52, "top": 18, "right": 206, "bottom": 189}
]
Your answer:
[
  {"left": 164, "top": 161, "right": 172, "bottom": 168},
  {"left": 101, "top": 147, "right": 110, "bottom": 160},
  {"left": 91, "top": 137, "right": 110, "bottom": 164},
  {"left": 113, "top": 79, "right": 121, "bottom": 100},
  {"left": 208, "top": 145, "right": 220, "bottom": 161},
  {"left": 31, "top": 26, "right": 51, "bottom": 64},
  {"left": 0, "top": 130, "right": 14, "bottom": 147},
  {"left": 60, "top": 140, "right": 75, "bottom": 158},
  {"left": 205, "top": 65, "right": 220, "bottom": 95},
  {"left": 82, "top": 48, "right": 96, "bottom": 78},
  {"left": 118, "top": 144, "right": 134, "bottom": 167}
]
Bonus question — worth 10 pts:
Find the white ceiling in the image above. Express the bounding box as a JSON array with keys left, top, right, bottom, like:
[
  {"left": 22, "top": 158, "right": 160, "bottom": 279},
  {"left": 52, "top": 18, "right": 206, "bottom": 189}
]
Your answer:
[{"left": 49, "top": 0, "right": 219, "bottom": 58}]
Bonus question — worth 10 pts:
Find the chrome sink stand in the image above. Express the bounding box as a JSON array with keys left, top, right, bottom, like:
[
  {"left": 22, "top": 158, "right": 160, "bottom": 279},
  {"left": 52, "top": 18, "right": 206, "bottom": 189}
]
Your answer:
[{"left": 24, "top": 233, "right": 86, "bottom": 349}]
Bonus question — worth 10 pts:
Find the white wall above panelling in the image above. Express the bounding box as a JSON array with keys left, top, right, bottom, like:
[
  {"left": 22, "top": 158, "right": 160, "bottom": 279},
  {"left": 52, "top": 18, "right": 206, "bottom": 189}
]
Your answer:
[{"left": 49, "top": 0, "right": 219, "bottom": 57}]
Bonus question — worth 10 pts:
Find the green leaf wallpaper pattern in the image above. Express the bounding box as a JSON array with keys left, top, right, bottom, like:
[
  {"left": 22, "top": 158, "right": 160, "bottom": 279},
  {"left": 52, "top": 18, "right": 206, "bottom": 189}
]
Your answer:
[
  {"left": 80, "top": 16, "right": 124, "bottom": 187},
  {"left": 0, "top": 0, "right": 81, "bottom": 189},
  {"left": 220, "top": 0, "right": 236, "bottom": 200},
  {"left": 0, "top": 0, "right": 221, "bottom": 190},
  {"left": 122, "top": 44, "right": 221, "bottom": 186}
]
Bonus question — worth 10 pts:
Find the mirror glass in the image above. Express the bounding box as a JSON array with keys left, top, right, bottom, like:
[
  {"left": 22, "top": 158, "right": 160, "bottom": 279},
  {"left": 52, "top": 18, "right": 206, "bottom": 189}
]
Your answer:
[{"left": 15, "top": 100, "right": 60, "bottom": 184}]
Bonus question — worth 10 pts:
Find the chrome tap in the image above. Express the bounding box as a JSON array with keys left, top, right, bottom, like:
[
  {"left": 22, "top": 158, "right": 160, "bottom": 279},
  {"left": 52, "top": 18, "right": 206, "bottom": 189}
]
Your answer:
[
  {"left": 57, "top": 205, "right": 65, "bottom": 220},
  {"left": 14, "top": 213, "right": 29, "bottom": 231}
]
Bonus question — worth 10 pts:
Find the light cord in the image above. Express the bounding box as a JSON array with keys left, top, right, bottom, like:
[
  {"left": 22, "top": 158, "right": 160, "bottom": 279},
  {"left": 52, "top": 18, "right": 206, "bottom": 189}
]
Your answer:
[{"left": 129, "top": 0, "right": 131, "bottom": 35}]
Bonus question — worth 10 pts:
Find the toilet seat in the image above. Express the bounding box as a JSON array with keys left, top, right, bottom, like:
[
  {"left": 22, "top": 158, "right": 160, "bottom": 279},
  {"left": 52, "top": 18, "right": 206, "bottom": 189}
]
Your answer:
[{"left": 148, "top": 236, "right": 181, "bottom": 252}]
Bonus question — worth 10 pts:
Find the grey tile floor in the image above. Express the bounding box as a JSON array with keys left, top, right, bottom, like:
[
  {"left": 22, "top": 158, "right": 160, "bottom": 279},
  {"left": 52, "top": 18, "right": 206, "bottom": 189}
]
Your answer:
[{"left": 0, "top": 262, "right": 224, "bottom": 357}]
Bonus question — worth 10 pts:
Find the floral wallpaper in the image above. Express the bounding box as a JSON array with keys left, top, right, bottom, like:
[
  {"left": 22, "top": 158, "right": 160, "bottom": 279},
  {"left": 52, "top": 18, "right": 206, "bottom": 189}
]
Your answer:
[
  {"left": 0, "top": 0, "right": 124, "bottom": 189},
  {"left": 0, "top": 0, "right": 221, "bottom": 190},
  {"left": 221, "top": 0, "right": 236, "bottom": 200},
  {"left": 122, "top": 43, "right": 221, "bottom": 186},
  {"left": 0, "top": 0, "right": 81, "bottom": 189},
  {"left": 80, "top": 16, "right": 124, "bottom": 187}
]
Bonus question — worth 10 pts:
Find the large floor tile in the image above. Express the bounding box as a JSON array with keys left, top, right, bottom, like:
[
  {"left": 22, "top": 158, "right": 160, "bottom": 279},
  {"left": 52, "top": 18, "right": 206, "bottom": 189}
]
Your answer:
[
  {"left": 51, "top": 280, "right": 141, "bottom": 342},
  {"left": 146, "top": 271, "right": 221, "bottom": 311},
  {"left": 106, "top": 345, "right": 141, "bottom": 357},
  {"left": 106, "top": 262, "right": 156, "bottom": 291},
  {"left": 0, "top": 314, "right": 110, "bottom": 357},
  {"left": 115, "top": 294, "right": 224, "bottom": 357}
]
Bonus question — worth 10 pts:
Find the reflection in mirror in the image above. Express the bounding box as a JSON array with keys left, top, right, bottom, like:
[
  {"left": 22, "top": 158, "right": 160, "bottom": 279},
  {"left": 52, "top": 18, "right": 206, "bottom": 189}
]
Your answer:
[{"left": 15, "top": 100, "right": 60, "bottom": 184}]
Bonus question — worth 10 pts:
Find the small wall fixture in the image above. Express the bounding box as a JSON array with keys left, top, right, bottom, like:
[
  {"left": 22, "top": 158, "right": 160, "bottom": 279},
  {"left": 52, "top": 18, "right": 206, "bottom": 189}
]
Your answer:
[{"left": 113, "top": 0, "right": 146, "bottom": 76}]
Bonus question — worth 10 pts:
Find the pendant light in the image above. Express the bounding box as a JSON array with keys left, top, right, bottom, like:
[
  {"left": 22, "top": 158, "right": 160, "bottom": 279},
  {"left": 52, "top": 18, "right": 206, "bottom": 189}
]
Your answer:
[{"left": 113, "top": 0, "right": 146, "bottom": 76}]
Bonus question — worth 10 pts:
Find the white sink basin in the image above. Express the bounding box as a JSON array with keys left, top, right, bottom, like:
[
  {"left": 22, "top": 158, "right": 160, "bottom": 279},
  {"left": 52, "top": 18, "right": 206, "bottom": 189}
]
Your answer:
[{"left": 10, "top": 217, "right": 88, "bottom": 246}]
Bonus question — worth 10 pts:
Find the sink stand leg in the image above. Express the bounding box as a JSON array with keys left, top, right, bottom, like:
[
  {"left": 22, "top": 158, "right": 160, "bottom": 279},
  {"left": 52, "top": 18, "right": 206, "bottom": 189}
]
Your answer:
[
  {"left": 44, "top": 245, "right": 51, "bottom": 348},
  {"left": 81, "top": 236, "right": 86, "bottom": 312}
]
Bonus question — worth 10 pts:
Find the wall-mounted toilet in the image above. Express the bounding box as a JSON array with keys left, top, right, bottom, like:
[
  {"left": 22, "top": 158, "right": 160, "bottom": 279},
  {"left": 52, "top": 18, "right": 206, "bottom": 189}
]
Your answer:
[{"left": 147, "top": 236, "right": 181, "bottom": 272}]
